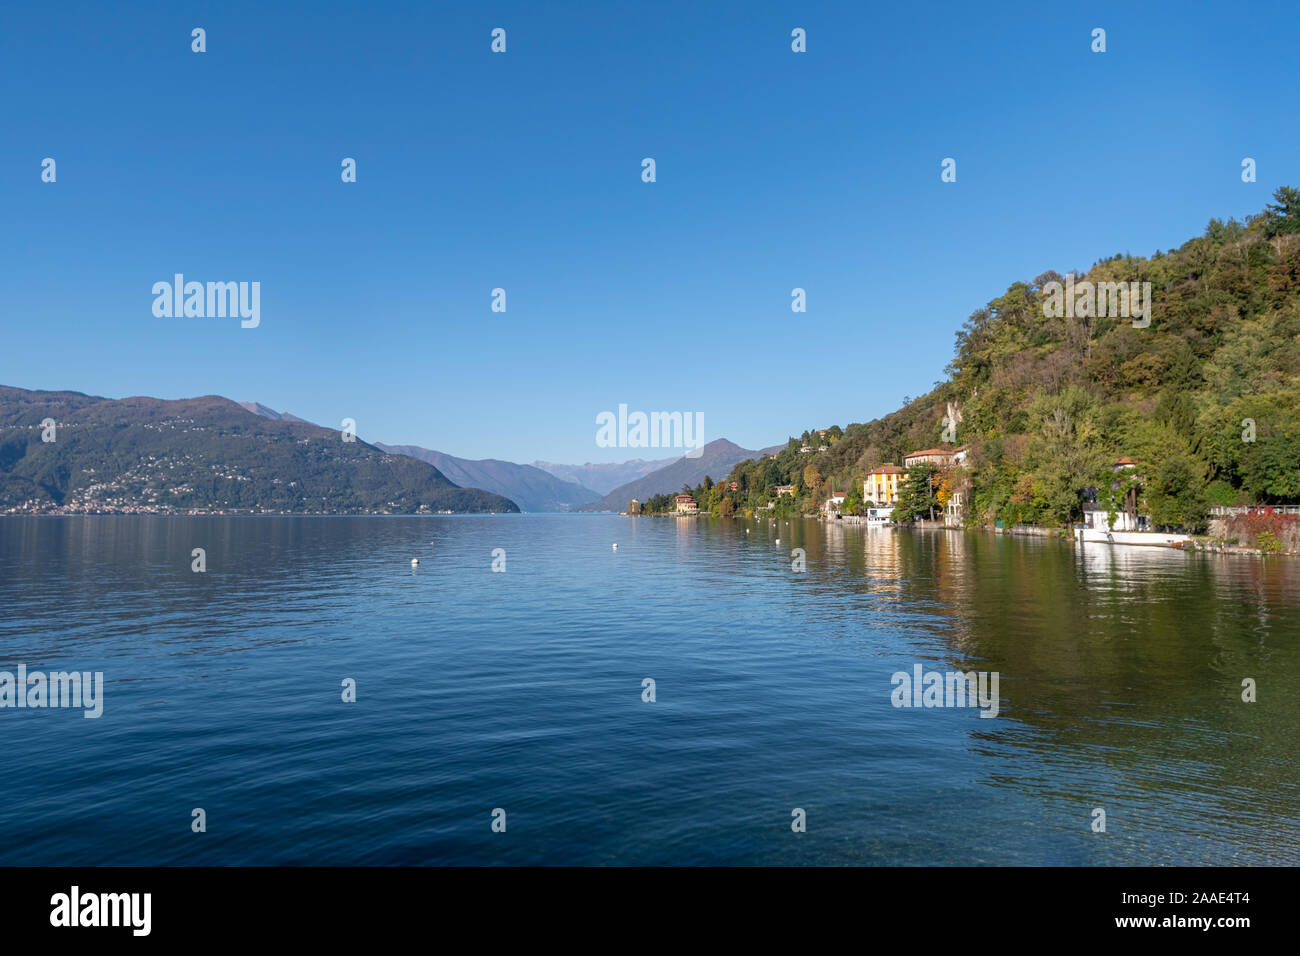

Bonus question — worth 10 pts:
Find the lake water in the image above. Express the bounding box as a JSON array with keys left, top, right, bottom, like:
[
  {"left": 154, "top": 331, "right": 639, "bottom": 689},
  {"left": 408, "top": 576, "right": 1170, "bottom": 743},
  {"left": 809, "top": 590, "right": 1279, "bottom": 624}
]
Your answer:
[{"left": 1, "top": 515, "right": 1297, "bottom": 865}]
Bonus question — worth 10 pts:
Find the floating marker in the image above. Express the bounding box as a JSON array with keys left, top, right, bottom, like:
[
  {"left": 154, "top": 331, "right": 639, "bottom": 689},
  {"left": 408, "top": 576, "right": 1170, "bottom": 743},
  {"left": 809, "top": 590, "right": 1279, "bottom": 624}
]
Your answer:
[
  {"left": 410, "top": 558, "right": 419, "bottom": 567},
  {"left": 612, "top": 543, "right": 618, "bottom": 550}
]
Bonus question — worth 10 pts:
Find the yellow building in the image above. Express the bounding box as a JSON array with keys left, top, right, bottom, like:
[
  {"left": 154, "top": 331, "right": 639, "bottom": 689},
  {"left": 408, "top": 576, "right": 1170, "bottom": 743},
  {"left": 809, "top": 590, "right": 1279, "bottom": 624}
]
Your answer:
[{"left": 864, "top": 465, "right": 904, "bottom": 504}]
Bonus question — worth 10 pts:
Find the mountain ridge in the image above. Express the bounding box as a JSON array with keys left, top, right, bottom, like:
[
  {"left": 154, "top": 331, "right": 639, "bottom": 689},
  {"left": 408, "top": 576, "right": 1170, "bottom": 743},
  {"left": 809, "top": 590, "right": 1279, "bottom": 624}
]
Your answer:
[
  {"left": 0, "top": 386, "right": 518, "bottom": 514},
  {"left": 532, "top": 456, "right": 678, "bottom": 495},
  {"left": 375, "top": 443, "right": 601, "bottom": 512}
]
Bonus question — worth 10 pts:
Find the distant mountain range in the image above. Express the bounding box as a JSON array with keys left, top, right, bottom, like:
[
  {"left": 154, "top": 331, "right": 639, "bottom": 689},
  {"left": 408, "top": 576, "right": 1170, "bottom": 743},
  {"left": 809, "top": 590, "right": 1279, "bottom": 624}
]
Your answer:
[
  {"left": 238, "top": 403, "right": 707, "bottom": 512},
  {"left": 577, "top": 438, "right": 783, "bottom": 512},
  {"left": 531, "top": 457, "right": 677, "bottom": 495},
  {"left": 1, "top": 385, "right": 785, "bottom": 517},
  {"left": 0, "top": 386, "right": 517, "bottom": 514},
  {"left": 375, "top": 444, "right": 600, "bottom": 512}
]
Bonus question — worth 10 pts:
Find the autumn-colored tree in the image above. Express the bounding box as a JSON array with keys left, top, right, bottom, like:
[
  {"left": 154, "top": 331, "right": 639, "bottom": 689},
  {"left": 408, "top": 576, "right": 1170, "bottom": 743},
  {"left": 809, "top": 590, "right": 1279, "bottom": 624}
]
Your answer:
[{"left": 936, "top": 468, "right": 956, "bottom": 509}]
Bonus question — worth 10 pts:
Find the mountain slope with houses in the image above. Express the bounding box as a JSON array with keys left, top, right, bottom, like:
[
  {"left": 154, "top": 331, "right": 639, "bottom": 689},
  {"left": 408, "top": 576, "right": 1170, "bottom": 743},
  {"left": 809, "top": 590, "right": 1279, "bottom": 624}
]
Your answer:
[{"left": 0, "top": 386, "right": 517, "bottom": 514}]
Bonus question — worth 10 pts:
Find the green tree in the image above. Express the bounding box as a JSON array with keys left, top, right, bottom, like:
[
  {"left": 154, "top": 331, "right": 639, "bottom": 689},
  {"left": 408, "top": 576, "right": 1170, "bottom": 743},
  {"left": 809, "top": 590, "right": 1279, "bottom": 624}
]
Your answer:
[
  {"left": 1262, "top": 186, "right": 1300, "bottom": 236},
  {"left": 841, "top": 487, "right": 864, "bottom": 516},
  {"left": 896, "top": 463, "right": 939, "bottom": 521},
  {"left": 1205, "top": 217, "right": 1245, "bottom": 244},
  {"left": 1146, "top": 453, "right": 1209, "bottom": 531},
  {"left": 1025, "top": 386, "right": 1108, "bottom": 525},
  {"left": 1242, "top": 428, "right": 1300, "bottom": 502}
]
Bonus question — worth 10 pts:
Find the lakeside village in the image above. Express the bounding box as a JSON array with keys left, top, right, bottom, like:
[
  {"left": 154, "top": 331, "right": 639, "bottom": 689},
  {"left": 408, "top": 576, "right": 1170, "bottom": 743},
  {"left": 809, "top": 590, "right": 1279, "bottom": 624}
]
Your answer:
[{"left": 629, "top": 434, "right": 1300, "bottom": 556}]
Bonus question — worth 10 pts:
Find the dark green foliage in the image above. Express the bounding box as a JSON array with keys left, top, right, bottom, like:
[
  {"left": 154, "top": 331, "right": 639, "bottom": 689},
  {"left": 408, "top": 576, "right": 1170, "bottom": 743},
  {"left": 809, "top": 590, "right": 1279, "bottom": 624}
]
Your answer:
[
  {"left": 895, "top": 463, "right": 940, "bottom": 522},
  {"left": 1146, "top": 453, "right": 1210, "bottom": 531},
  {"left": 1262, "top": 186, "right": 1300, "bottom": 237}
]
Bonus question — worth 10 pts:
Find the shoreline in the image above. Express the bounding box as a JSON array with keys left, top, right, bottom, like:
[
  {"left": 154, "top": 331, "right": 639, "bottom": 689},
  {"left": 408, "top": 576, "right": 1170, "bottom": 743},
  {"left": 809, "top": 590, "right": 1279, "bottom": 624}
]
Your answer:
[
  {"left": 626, "top": 511, "right": 1300, "bottom": 557},
  {"left": 7, "top": 510, "right": 1297, "bottom": 556}
]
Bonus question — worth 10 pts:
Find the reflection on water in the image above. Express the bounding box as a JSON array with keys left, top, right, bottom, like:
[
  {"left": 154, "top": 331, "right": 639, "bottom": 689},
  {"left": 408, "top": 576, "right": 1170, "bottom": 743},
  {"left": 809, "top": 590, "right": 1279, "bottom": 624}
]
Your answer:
[{"left": 0, "top": 515, "right": 1296, "bottom": 865}]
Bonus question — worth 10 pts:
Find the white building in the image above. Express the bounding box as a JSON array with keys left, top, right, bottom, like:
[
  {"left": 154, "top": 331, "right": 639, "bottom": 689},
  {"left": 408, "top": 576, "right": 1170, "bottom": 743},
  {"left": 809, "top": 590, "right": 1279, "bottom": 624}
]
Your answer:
[
  {"left": 866, "top": 505, "right": 894, "bottom": 528},
  {"left": 1081, "top": 503, "right": 1149, "bottom": 532}
]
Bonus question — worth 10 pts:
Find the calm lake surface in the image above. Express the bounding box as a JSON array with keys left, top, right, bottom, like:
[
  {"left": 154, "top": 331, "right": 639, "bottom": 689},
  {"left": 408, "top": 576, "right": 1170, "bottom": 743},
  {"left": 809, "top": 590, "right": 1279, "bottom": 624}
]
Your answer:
[{"left": 1, "top": 514, "right": 1297, "bottom": 865}]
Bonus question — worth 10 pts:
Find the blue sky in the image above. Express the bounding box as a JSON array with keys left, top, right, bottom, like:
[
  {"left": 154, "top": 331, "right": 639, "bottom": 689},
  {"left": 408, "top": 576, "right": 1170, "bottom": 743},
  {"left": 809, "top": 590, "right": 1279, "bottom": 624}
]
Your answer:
[{"left": 3, "top": 0, "right": 1298, "bottom": 463}]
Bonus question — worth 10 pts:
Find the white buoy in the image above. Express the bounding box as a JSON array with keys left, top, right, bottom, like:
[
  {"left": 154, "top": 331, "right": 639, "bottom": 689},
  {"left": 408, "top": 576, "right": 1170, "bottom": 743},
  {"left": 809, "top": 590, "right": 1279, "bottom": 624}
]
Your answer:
[
  {"left": 411, "top": 558, "right": 419, "bottom": 567},
  {"left": 612, "top": 543, "right": 618, "bottom": 550},
  {"left": 776, "top": 538, "right": 781, "bottom": 545}
]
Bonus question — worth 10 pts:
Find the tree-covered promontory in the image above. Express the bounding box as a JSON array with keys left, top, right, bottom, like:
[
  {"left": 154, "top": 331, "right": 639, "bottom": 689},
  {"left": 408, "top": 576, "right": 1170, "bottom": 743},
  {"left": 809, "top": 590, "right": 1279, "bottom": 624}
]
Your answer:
[{"left": 683, "top": 188, "right": 1300, "bottom": 532}]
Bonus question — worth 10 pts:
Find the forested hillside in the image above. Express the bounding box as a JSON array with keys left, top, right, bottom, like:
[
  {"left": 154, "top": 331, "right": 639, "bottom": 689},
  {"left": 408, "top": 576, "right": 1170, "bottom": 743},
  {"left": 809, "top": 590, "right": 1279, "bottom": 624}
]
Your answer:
[{"left": 707, "top": 188, "right": 1300, "bottom": 530}]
